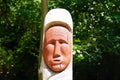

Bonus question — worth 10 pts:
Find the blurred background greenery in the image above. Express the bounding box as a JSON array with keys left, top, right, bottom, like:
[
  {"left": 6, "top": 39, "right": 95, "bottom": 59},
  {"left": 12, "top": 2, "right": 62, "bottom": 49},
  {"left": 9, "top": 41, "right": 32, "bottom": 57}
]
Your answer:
[{"left": 0, "top": 0, "right": 120, "bottom": 80}]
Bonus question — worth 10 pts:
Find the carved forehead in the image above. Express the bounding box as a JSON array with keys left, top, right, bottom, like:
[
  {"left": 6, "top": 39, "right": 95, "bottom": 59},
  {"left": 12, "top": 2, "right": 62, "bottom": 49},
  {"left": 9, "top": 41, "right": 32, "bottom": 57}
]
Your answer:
[
  {"left": 45, "top": 26, "right": 70, "bottom": 42},
  {"left": 45, "top": 26, "right": 69, "bottom": 40}
]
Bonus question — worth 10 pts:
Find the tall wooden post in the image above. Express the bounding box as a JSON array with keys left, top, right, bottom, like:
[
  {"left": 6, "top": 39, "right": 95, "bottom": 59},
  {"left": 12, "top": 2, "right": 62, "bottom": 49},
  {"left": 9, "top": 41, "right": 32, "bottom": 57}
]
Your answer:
[
  {"left": 38, "top": 0, "right": 48, "bottom": 80},
  {"left": 41, "top": 8, "right": 73, "bottom": 80}
]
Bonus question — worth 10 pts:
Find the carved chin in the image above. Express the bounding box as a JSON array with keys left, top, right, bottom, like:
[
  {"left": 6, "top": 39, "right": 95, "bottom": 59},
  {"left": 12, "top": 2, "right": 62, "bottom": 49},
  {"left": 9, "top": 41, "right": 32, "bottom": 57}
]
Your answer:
[{"left": 50, "top": 64, "right": 66, "bottom": 72}]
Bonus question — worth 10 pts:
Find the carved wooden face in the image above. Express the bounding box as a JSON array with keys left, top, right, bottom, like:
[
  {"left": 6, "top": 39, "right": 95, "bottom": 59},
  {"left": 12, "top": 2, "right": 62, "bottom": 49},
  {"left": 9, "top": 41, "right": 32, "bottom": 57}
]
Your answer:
[{"left": 43, "top": 26, "right": 72, "bottom": 72}]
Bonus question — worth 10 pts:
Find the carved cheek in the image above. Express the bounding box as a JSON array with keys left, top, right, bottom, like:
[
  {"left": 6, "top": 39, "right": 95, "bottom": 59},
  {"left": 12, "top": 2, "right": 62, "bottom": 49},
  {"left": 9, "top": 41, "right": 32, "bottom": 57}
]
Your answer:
[
  {"left": 61, "top": 44, "right": 69, "bottom": 55},
  {"left": 45, "top": 44, "right": 54, "bottom": 57}
]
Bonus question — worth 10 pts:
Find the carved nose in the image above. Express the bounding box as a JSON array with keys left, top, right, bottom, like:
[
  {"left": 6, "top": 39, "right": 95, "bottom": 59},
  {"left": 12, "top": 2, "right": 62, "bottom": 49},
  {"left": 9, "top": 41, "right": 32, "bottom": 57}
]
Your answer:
[{"left": 53, "top": 41, "right": 61, "bottom": 58}]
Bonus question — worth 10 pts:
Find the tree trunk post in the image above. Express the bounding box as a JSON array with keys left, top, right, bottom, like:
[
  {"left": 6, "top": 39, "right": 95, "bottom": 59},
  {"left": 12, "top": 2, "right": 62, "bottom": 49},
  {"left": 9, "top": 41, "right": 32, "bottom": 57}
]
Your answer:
[{"left": 38, "top": 0, "right": 48, "bottom": 80}]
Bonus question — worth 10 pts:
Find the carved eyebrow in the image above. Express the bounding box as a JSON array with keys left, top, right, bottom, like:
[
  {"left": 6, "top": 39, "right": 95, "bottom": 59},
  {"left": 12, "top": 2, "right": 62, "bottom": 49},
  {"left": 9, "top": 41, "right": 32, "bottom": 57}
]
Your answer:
[
  {"left": 47, "top": 39, "right": 68, "bottom": 45},
  {"left": 47, "top": 39, "right": 55, "bottom": 44}
]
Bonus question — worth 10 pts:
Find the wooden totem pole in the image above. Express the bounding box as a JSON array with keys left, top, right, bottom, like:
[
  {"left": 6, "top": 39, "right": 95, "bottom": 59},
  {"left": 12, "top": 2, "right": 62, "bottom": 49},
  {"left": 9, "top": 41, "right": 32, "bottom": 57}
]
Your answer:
[{"left": 39, "top": 8, "right": 73, "bottom": 80}]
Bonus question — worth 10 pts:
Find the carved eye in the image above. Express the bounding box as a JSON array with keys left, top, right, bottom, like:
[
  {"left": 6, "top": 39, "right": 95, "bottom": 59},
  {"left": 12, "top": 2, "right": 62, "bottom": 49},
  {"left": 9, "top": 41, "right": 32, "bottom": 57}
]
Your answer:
[{"left": 48, "top": 40, "right": 55, "bottom": 45}]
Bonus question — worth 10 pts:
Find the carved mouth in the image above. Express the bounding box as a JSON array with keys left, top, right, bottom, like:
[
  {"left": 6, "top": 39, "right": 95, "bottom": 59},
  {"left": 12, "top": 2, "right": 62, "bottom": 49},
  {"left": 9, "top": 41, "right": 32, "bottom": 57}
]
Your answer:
[
  {"left": 54, "top": 59, "right": 60, "bottom": 61},
  {"left": 52, "top": 59, "right": 62, "bottom": 64}
]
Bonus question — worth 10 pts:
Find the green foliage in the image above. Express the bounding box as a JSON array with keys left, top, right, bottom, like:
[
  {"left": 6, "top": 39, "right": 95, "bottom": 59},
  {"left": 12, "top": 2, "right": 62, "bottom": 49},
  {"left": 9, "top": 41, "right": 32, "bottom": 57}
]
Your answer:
[
  {"left": 0, "top": 0, "right": 40, "bottom": 79},
  {"left": 0, "top": 0, "right": 120, "bottom": 80}
]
